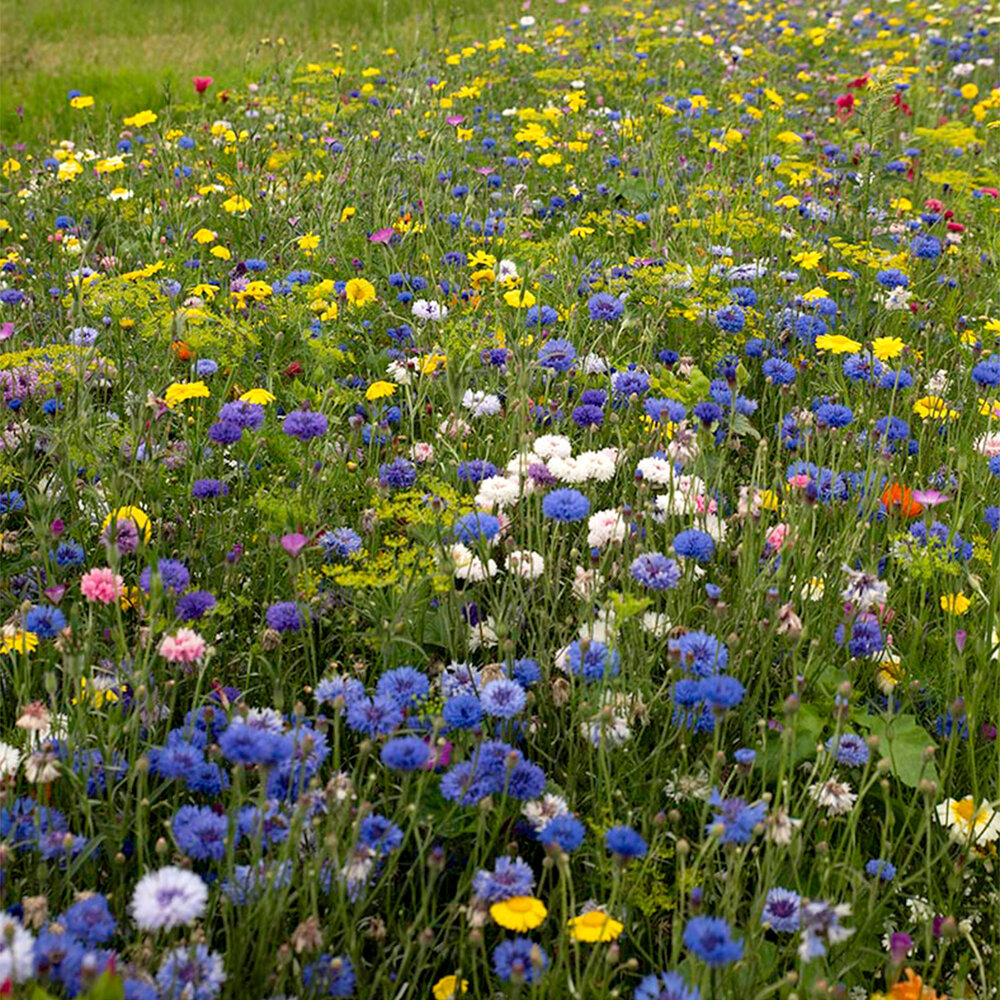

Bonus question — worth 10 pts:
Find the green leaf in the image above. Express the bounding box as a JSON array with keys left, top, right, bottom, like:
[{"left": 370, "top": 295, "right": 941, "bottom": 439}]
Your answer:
[{"left": 854, "top": 713, "right": 937, "bottom": 788}]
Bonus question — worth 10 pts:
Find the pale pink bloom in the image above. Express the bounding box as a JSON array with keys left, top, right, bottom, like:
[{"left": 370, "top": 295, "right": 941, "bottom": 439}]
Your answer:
[
  {"left": 410, "top": 441, "right": 435, "bottom": 463},
  {"left": 80, "top": 567, "right": 124, "bottom": 605},
  {"left": 766, "top": 523, "right": 793, "bottom": 551},
  {"left": 974, "top": 432, "right": 1000, "bottom": 458},
  {"left": 788, "top": 473, "right": 810, "bottom": 488},
  {"left": 158, "top": 628, "right": 206, "bottom": 664},
  {"left": 693, "top": 494, "right": 718, "bottom": 515}
]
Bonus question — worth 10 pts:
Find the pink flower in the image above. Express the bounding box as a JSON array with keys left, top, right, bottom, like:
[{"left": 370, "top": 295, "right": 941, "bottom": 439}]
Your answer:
[
  {"left": 788, "top": 473, "right": 810, "bottom": 489},
  {"left": 80, "top": 567, "right": 124, "bottom": 605},
  {"left": 369, "top": 228, "right": 396, "bottom": 244},
  {"left": 280, "top": 532, "right": 310, "bottom": 558},
  {"left": 158, "top": 628, "right": 206, "bottom": 664},
  {"left": 766, "top": 523, "right": 793, "bottom": 551},
  {"left": 192, "top": 76, "right": 214, "bottom": 94}
]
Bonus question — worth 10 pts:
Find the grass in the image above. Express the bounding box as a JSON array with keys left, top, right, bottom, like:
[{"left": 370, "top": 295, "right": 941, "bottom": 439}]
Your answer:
[{"left": 0, "top": 0, "right": 497, "bottom": 142}]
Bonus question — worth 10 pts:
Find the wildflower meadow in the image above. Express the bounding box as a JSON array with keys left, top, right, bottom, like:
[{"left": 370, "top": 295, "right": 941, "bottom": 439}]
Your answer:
[{"left": 1, "top": 1, "right": 999, "bottom": 998}]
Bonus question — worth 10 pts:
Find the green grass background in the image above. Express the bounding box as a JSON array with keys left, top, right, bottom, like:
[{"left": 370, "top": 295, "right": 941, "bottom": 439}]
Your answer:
[{"left": 0, "top": 0, "right": 511, "bottom": 142}]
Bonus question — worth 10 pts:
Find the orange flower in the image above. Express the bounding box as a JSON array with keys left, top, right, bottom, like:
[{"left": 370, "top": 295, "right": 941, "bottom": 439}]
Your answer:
[
  {"left": 890, "top": 968, "right": 945, "bottom": 1000},
  {"left": 881, "top": 482, "right": 923, "bottom": 517},
  {"left": 171, "top": 340, "right": 192, "bottom": 361}
]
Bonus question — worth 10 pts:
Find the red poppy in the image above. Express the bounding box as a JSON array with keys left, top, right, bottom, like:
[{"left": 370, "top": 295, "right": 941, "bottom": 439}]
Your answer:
[
  {"left": 835, "top": 94, "right": 855, "bottom": 118},
  {"left": 283, "top": 361, "right": 303, "bottom": 377},
  {"left": 881, "top": 483, "right": 923, "bottom": 517},
  {"left": 192, "top": 76, "right": 214, "bottom": 94}
]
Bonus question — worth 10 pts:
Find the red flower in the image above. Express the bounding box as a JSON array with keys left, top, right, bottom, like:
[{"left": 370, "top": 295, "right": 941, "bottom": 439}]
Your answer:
[
  {"left": 192, "top": 76, "right": 214, "bottom": 94},
  {"left": 284, "top": 361, "right": 303, "bottom": 377},
  {"left": 835, "top": 94, "right": 855, "bottom": 118},
  {"left": 847, "top": 74, "right": 869, "bottom": 89}
]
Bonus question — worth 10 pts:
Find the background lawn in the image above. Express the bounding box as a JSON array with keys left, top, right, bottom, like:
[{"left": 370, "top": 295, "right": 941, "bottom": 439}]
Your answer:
[{"left": 0, "top": 0, "right": 512, "bottom": 141}]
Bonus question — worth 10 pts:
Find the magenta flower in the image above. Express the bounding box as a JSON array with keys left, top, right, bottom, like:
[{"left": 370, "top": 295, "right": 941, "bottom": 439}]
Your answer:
[{"left": 280, "top": 533, "right": 310, "bottom": 558}]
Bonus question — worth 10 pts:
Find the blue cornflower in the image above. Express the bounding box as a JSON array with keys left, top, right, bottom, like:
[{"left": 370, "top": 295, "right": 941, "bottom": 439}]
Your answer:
[
  {"left": 24, "top": 604, "right": 67, "bottom": 638},
  {"left": 707, "top": 789, "right": 767, "bottom": 844},
  {"left": 762, "top": 358, "right": 797, "bottom": 385},
  {"left": 605, "top": 824, "right": 648, "bottom": 859},
  {"left": 714, "top": 305, "right": 745, "bottom": 333},
  {"left": 509, "top": 658, "right": 541, "bottom": 687},
  {"left": 379, "top": 457, "right": 417, "bottom": 490},
  {"left": 671, "top": 630, "right": 729, "bottom": 676},
  {"left": 683, "top": 916, "right": 743, "bottom": 966},
  {"left": 380, "top": 736, "right": 431, "bottom": 771},
  {"left": 761, "top": 887, "right": 801, "bottom": 933},
  {"left": 699, "top": 675, "right": 745, "bottom": 712},
  {"left": 865, "top": 858, "right": 896, "bottom": 881},
  {"left": 319, "top": 527, "right": 363, "bottom": 560},
  {"left": 301, "top": 954, "right": 356, "bottom": 998},
  {"left": 480, "top": 679, "right": 527, "bottom": 719},
  {"left": 345, "top": 695, "right": 404, "bottom": 737},
  {"left": 815, "top": 403, "right": 854, "bottom": 429},
  {"left": 140, "top": 558, "right": 190, "bottom": 596},
  {"left": 218, "top": 401, "right": 265, "bottom": 429},
  {"left": 631, "top": 552, "right": 681, "bottom": 590},
  {"left": 0, "top": 490, "right": 26, "bottom": 514},
  {"left": 971, "top": 358, "right": 1000, "bottom": 388},
  {"left": 457, "top": 459, "right": 498, "bottom": 483},
  {"left": 358, "top": 814, "right": 403, "bottom": 856},
  {"left": 453, "top": 512, "right": 502, "bottom": 544},
  {"left": 172, "top": 805, "right": 230, "bottom": 861},
  {"left": 673, "top": 529, "right": 715, "bottom": 562},
  {"left": 61, "top": 894, "right": 117, "bottom": 946},
  {"left": 266, "top": 601, "right": 307, "bottom": 633},
  {"left": 191, "top": 478, "right": 228, "bottom": 499},
  {"left": 473, "top": 855, "right": 536, "bottom": 901},
  {"left": 564, "top": 639, "right": 620, "bottom": 682},
  {"left": 826, "top": 733, "right": 870, "bottom": 767},
  {"left": 218, "top": 724, "right": 293, "bottom": 767},
  {"left": 539, "top": 815, "right": 585, "bottom": 852},
  {"left": 536, "top": 338, "right": 577, "bottom": 372},
  {"left": 542, "top": 488, "right": 590, "bottom": 522},
  {"left": 176, "top": 590, "right": 216, "bottom": 621},
  {"left": 611, "top": 369, "right": 651, "bottom": 397},
  {"left": 283, "top": 409, "right": 328, "bottom": 440},
  {"left": 876, "top": 268, "right": 909, "bottom": 288},
  {"left": 492, "top": 937, "right": 548, "bottom": 983},
  {"left": 634, "top": 971, "right": 700, "bottom": 1000},
  {"left": 910, "top": 234, "right": 941, "bottom": 259},
  {"left": 571, "top": 404, "right": 604, "bottom": 428},
  {"left": 156, "top": 945, "right": 226, "bottom": 1000},
  {"left": 644, "top": 397, "right": 687, "bottom": 423},
  {"left": 442, "top": 694, "right": 483, "bottom": 730},
  {"left": 376, "top": 666, "right": 430, "bottom": 709},
  {"left": 54, "top": 540, "right": 85, "bottom": 566},
  {"left": 587, "top": 292, "right": 624, "bottom": 322}
]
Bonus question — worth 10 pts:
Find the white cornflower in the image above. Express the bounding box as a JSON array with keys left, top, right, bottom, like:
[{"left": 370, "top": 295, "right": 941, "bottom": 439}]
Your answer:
[
  {"left": 130, "top": 867, "right": 208, "bottom": 932},
  {"left": 808, "top": 774, "right": 857, "bottom": 816}
]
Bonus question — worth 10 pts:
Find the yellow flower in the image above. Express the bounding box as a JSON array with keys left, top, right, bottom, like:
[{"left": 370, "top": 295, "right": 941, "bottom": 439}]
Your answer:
[
  {"left": 467, "top": 250, "right": 496, "bottom": 269},
  {"left": 193, "top": 228, "right": 217, "bottom": 244},
  {"left": 421, "top": 353, "right": 447, "bottom": 375},
  {"left": 210, "top": 245, "right": 231, "bottom": 260},
  {"left": 940, "top": 592, "right": 971, "bottom": 615},
  {"left": 960, "top": 83, "right": 979, "bottom": 100},
  {"left": 504, "top": 288, "right": 536, "bottom": 309},
  {"left": 101, "top": 505, "right": 152, "bottom": 543},
  {"left": 489, "top": 896, "right": 547, "bottom": 932},
  {"left": 872, "top": 336, "right": 905, "bottom": 361},
  {"left": 567, "top": 910, "right": 624, "bottom": 943},
  {"left": 0, "top": 627, "right": 38, "bottom": 656},
  {"left": 221, "top": 195, "right": 251, "bottom": 214},
  {"left": 366, "top": 381, "right": 397, "bottom": 401},
  {"left": 164, "top": 381, "right": 211, "bottom": 408},
  {"left": 240, "top": 388, "right": 276, "bottom": 405},
  {"left": 432, "top": 976, "right": 468, "bottom": 1000},
  {"left": 120, "top": 586, "right": 143, "bottom": 611},
  {"left": 122, "top": 109, "right": 157, "bottom": 127},
  {"left": 815, "top": 334, "right": 861, "bottom": 354},
  {"left": 340, "top": 206, "right": 356, "bottom": 222},
  {"left": 936, "top": 797, "right": 1000, "bottom": 844},
  {"left": 913, "top": 396, "right": 958, "bottom": 420},
  {"left": 297, "top": 232, "right": 320, "bottom": 250},
  {"left": 345, "top": 278, "right": 376, "bottom": 308},
  {"left": 774, "top": 195, "right": 800, "bottom": 208},
  {"left": 1, "top": 159, "right": 19, "bottom": 178},
  {"left": 792, "top": 250, "right": 823, "bottom": 269},
  {"left": 70, "top": 95, "right": 95, "bottom": 109}
]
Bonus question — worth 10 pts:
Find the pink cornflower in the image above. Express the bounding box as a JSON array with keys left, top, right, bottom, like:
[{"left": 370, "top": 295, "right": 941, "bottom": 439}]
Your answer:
[
  {"left": 80, "top": 567, "right": 124, "bottom": 605},
  {"left": 158, "top": 628, "right": 206, "bottom": 664},
  {"left": 766, "top": 523, "right": 793, "bottom": 551}
]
